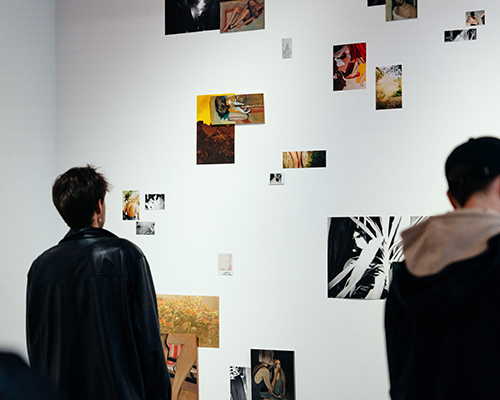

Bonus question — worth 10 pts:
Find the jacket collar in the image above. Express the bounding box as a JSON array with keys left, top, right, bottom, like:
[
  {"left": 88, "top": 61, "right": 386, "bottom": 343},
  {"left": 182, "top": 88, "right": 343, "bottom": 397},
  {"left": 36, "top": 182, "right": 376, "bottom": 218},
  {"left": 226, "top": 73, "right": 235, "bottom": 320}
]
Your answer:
[{"left": 60, "top": 226, "right": 117, "bottom": 243}]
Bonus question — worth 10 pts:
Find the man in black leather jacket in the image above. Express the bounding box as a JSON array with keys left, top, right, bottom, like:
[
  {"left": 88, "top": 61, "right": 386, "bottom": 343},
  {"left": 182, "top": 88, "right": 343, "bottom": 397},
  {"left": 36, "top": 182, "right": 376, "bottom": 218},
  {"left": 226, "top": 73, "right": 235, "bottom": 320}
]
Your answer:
[{"left": 26, "top": 165, "right": 171, "bottom": 400}]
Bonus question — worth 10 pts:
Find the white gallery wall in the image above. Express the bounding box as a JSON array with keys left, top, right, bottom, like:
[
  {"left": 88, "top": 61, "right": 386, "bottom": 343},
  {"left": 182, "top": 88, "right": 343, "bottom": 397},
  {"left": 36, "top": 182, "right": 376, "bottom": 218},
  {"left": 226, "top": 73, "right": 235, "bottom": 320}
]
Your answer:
[
  {"left": 2, "top": 0, "right": 500, "bottom": 398},
  {"left": 0, "top": 0, "right": 58, "bottom": 355}
]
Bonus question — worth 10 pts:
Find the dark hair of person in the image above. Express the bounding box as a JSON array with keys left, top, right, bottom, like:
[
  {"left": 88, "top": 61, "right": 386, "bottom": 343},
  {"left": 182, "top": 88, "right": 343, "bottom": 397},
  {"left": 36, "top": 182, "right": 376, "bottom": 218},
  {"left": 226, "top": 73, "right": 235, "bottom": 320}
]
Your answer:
[
  {"left": 52, "top": 165, "right": 109, "bottom": 229},
  {"left": 447, "top": 163, "right": 496, "bottom": 207}
]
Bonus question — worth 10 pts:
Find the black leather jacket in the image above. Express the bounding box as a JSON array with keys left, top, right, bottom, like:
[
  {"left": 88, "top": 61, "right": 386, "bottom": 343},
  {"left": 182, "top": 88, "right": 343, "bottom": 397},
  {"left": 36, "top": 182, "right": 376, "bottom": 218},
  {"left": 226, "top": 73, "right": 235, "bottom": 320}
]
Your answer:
[{"left": 26, "top": 227, "right": 170, "bottom": 400}]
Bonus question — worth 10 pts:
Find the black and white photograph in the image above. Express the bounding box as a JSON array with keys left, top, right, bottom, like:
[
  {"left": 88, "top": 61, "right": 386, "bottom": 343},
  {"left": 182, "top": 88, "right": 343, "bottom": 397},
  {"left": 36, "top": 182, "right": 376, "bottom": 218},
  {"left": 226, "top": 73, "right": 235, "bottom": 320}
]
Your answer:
[
  {"left": 327, "top": 216, "right": 424, "bottom": 299},
  {"left": 282, "top": 38, "right": 292, "bottom": 59},
  {"left": 444, "top": 29, "right": 477, "bottom": 42},
  {"left": 230, "top": 366, "right": 251, "bottom": 400},
  {"left": 269, "top": 173, "right": 284, "bottom": 185},
  {"left": 166, "top": 0, "right": 221, "bottom": 35},
  {"left": 136, "top": 221, "right": 155, "bottom": 235},
  {"left": 145, "top": 194, "right": 165, "bottom": 210}
]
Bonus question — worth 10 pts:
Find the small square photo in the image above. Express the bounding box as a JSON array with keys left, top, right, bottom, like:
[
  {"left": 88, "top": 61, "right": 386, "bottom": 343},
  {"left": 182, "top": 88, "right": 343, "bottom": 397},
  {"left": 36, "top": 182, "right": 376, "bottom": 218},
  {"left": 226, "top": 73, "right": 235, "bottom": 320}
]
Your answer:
[{"left": 269, "top": 173, "right": 284, "bottom": 185}]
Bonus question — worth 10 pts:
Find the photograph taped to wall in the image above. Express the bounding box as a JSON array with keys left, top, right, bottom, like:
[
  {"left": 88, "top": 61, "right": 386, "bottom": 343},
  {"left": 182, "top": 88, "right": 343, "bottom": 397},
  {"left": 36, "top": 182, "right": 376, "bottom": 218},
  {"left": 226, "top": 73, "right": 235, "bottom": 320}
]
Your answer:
[
  {"left": 269, "top": 173, "right": 284, "bottom": 185},
  {"left": 218, "top": 253, "right": 233, "bottom": 276},
  {"left": 386, "top": 0, "right": 417, "bottom": 21},
  {"left": 333, "top": 43, "right": 366, "bottom": 91},
  {"left": 445, "top": 29, "right": 477, "bottom": 42},
  {"left": 327, "top": 216, "right": 425, "bottom": 299},
  {"left": 157, "top": 294, "right": 220, "bottom": 348},
  {"left": 161, "top": 333, "right": 198, "bottom": 400},
  {"left": 282, "top": 38, "right": 292, "bottom": 59},
  {"left": 251, "top": 349, "right": 295, "bottom": 400},
  {"left": 197, "top": 94, "right": 235, "bottom": 164},
  {"left": 165, "top": 0, "right": 221, "bottom": 35},
  {"left": 220, "top": 0, "right": 265, "bottom": 33},
  {"left": 376, "top": 65, "right": 402, "bottom": 110},
  {"left": 136, "top": 221, "right": 155, "bottom": 235},
  {"left": 197, "top": 122, "right": 235, "bottom": 164},
  {"left": 145, "top": 194, "right": 165, "bottom": 210},
  {"left": 466, "top": 10, "right": 485, "bottom": 26},
  {"left": 123, "top": 190, "right": 140, "bottom": 221},
  {"left": 283, "top": 151, "right": 326, "bottom": 169},
  {"left": 230, "top": 366, "right": 251, "bottom": 400},
  {"left": 210, "top": 94, "right": 265, "bottom": 125}
]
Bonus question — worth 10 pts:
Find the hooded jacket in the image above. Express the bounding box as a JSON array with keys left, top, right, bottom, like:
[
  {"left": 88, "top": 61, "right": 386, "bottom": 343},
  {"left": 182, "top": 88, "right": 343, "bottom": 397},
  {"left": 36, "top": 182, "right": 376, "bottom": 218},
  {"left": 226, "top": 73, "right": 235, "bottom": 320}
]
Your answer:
[
  {"left": 385, "top": 209, "right": 500, "bottom": 399},
  {"left": 26, "top": 227, "right": 170, "bottom": 400}
]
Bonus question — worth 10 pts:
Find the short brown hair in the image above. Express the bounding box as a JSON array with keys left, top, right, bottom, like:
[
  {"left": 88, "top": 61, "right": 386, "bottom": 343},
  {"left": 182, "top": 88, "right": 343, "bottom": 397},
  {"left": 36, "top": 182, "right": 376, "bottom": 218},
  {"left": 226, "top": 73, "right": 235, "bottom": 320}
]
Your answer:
[{"left": 52, "top": 165, "right": 109, "bottom": 229}]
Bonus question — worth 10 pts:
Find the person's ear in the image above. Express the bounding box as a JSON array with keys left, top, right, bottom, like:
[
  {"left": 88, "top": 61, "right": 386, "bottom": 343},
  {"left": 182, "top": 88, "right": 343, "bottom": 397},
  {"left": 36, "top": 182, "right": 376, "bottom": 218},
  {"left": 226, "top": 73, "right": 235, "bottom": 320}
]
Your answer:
[
  {"left": 96, "top": 199, "right": 103, "bottom": 214},
  {"left": 447, "top": 190, "right": 459, "bottom": 210}
]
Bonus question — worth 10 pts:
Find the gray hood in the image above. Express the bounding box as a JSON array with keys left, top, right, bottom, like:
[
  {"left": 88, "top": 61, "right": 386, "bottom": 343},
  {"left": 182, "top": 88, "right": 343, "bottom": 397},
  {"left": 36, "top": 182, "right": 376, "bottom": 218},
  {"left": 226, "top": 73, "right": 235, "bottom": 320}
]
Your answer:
[{"left": 402, "top": 209, "right": 500, "bottom": 277}]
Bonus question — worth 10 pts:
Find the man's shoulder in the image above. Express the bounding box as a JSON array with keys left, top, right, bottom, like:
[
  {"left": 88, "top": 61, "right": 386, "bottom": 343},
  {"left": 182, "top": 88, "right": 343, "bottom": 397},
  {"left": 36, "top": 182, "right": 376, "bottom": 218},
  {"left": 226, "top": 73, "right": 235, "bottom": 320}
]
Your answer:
[{"left": 29, "top": 228, "right": 145, "bottom": 280}]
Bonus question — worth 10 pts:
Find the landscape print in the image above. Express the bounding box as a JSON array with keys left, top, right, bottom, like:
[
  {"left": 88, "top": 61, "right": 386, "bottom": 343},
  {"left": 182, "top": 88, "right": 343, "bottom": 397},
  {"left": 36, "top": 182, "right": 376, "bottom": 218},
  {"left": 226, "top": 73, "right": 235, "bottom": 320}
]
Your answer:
[{"left": 376, "top": 65, "right": 402, "bottom": 110}]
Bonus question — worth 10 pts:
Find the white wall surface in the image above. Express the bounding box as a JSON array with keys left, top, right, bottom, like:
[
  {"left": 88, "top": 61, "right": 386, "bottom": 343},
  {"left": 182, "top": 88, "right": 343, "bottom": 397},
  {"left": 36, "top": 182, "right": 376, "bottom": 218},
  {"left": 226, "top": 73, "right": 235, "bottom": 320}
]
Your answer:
[
  {"left": 0, "top": 0, "right": 58, "bottom": 356},
  {"left": 1, "top": 0, "right": 497, "bottom": 398}
]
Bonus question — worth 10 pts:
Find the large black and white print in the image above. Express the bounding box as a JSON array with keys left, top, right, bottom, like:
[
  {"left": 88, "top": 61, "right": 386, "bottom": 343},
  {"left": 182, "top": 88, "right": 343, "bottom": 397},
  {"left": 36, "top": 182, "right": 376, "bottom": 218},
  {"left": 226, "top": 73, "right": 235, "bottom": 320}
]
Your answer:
[{"left": 327, "top": 216, "right": 424, "bottom": 299}]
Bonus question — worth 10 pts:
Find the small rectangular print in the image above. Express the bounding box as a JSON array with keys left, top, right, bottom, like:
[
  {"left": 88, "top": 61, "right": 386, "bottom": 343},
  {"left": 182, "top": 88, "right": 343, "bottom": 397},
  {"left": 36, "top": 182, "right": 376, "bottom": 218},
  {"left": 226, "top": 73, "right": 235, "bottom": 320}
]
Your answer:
[
  {"left": 210, "top": 94, "right": 265, "bottom": 125},
  {"left": 145, "top": 194, "right": 165, "bottom": 210},
  {"left": 386, "top": 0, "right": 417, "bottom": 21},
  {"left": 282, "top": 38, "right": 292, "bottom": 59},
  {"left": 230, "top": 366, "right": 251, "bottom": 400},
  {"left": 218, "top": 253, "right": 233, "bottom": 276},
  {"left": 136, "top": 221, "right": 155, "bottom": 235},
  {"left": 333, "top": 43, "right": 366, "bottom": 91},
  {"left": 444, "top": 29, "right": 477, "bottom": 42},
  {"left": 221, "top": 0, "right": 265, "bottom": 33},
  {"left": 251, "top": 349, "right": 295, "bottom": 400},
  {"left": 123, "top": 190, "right": 140, "bottom": 220},
  {"left": 466, "top": 10, "right": 485, "bottom": 26},
  {"left": 376, "top": 65, "right": 402, "bottom": 110},
  {"left": 283, "top": 151, "right": 326, "bottom": 169}
]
